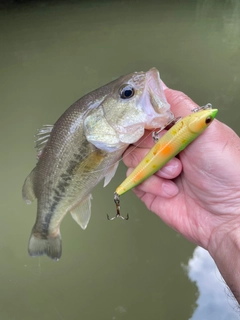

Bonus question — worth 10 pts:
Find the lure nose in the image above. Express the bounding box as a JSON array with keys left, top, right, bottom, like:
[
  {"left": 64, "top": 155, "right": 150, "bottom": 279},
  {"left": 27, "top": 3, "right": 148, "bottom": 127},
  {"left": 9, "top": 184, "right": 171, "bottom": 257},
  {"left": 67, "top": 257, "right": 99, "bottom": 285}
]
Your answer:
[{"left": 210, "top": 109, "right": 218, "bottom": 119}]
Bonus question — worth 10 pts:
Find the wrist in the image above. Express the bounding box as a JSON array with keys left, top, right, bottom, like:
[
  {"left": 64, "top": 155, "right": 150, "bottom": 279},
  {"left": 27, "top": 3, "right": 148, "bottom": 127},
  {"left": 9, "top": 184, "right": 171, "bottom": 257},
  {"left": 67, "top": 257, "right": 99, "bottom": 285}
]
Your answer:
[{"left": 208, "top": 217, "right": 240, "bottom": 303}]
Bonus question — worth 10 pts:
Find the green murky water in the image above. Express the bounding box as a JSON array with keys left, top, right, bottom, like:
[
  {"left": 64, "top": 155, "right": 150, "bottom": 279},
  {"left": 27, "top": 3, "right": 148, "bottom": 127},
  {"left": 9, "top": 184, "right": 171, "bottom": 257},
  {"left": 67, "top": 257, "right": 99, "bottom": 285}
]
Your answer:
[{"left": 0, "top": 0, "right": 240, "bottom": 319}]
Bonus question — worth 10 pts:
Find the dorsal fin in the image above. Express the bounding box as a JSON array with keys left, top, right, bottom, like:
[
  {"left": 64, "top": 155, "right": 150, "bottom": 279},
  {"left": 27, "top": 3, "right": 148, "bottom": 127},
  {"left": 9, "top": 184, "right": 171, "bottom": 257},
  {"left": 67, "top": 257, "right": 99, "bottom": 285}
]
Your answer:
[{"left": 35, "top": 125, "right": 53, "bottom": 160}]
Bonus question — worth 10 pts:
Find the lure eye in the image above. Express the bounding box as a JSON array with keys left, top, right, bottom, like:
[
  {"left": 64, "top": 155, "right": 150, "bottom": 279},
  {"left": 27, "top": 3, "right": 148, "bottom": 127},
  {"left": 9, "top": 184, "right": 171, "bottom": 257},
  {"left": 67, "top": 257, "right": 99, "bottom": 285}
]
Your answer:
[
  {"left": 119, "top": 85, "right": 135, "bottom": 99},
  {"left": 205, "top": 116, "right": 213, "bottom": 124}
]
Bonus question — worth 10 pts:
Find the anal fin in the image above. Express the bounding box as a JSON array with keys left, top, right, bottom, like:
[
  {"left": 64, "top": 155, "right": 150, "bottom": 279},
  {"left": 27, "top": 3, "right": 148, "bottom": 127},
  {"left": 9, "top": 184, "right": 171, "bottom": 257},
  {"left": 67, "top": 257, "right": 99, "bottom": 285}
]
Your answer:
[
  {"left": 70, "top": 194, "right": 92, "bottom": 230},
  {"left": 22, "top": 168, "right": 36, "bottom": 204}
]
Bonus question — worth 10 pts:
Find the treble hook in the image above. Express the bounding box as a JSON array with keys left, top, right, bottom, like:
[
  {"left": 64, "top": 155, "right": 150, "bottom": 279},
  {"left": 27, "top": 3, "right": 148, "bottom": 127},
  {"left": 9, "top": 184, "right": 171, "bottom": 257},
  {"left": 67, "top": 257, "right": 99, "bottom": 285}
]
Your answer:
[{"left": 107, "top": 192, "right": 129, "bottom": 221}]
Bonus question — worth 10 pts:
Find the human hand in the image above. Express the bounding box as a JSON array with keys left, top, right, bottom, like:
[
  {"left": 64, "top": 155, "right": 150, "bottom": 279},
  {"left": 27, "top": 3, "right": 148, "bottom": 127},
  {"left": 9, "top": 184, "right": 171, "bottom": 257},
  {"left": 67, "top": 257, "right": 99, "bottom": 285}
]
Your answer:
[{"left": 122, "top": 85, "right": 240, "bottom": 251}]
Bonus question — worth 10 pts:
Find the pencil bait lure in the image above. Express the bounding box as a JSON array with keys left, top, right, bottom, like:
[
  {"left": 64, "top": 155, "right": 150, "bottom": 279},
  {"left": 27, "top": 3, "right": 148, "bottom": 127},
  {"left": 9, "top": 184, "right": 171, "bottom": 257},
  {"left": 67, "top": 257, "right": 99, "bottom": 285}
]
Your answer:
[{"left": 108, "top": 105, "right": 218, "bottom": 220}]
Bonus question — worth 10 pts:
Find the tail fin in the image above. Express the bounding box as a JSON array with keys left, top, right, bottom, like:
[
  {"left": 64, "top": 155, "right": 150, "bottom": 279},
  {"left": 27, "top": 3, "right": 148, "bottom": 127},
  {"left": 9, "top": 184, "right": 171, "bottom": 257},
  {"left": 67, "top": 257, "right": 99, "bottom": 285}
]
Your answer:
[{"left": 28, "top": 232, "right": 62, "bottom": 261}]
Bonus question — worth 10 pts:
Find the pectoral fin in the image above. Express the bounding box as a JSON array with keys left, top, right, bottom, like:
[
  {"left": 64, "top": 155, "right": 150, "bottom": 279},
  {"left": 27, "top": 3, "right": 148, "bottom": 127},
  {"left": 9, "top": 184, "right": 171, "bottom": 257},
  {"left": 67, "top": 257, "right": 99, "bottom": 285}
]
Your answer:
[
  {"left": 70, "top": 194, "right": 92, "bottom": 230},
  {"left": 103, "top": 162, "right": 119, "bottom": 187}
]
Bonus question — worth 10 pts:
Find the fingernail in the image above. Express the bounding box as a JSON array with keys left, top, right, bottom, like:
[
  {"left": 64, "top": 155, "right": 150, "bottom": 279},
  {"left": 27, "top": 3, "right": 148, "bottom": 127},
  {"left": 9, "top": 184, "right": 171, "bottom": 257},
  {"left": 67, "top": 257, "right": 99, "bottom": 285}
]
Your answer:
[
  {"left": 162, "top": 181, "right": 179, "bottom": 197},
  {"left": 161, "top": 164, "right": 178, "bottom": 175}
]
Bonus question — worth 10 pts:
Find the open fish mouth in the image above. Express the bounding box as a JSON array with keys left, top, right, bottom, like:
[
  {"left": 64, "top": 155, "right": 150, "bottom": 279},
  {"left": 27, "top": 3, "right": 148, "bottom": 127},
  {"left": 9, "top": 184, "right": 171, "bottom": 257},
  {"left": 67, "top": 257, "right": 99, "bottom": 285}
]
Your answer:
[
  {"left": 146, "top": 67, "right": 171, "bottom": 113},
  {"left": 138, "top": 68, "right": 174, "bottom": 129}
]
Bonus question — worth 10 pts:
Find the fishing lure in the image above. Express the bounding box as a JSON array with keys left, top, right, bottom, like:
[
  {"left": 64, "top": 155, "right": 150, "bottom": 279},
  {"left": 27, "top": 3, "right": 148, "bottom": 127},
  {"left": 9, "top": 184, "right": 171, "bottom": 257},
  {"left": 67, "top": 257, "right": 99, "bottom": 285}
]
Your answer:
[{"left": 108, "top": 105, "right": 218, "bottom": 220}]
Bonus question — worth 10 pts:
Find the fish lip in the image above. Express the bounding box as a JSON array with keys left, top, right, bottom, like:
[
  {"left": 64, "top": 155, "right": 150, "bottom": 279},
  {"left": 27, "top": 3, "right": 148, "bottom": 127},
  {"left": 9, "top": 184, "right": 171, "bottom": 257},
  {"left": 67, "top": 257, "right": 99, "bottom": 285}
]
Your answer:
[
  {"left": 146, "top": 68, "right": 170, "bottom": 113},
  {"left": 137, "top": 68, "right": 173, "bottom": 129}
]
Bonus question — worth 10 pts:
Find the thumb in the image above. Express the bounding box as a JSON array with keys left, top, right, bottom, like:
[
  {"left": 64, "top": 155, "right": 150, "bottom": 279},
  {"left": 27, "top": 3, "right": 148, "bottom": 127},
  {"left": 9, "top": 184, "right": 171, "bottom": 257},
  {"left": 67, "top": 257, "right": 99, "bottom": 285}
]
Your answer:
[{"left": 161, "top": 81, "right": 200, "bottom": 117}]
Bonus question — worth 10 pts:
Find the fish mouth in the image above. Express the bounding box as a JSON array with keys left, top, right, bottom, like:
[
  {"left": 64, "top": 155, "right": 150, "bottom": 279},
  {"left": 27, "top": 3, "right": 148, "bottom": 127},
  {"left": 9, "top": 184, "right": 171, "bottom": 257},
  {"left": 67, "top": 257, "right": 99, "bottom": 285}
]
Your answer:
[
  {"left": 146, "top": 68, "right": 170, "bottom": 113},
  {"left": 139, "top": 68, "right": 174, "bottom": 129}
]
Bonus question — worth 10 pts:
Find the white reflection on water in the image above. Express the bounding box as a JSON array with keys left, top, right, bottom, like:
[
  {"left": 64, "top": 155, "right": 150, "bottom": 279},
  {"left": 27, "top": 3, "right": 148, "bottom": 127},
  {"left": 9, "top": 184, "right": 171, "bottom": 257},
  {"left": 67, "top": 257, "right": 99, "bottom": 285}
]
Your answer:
[{"left": 186, "top": 247, "right": 239, "bottom": 320}]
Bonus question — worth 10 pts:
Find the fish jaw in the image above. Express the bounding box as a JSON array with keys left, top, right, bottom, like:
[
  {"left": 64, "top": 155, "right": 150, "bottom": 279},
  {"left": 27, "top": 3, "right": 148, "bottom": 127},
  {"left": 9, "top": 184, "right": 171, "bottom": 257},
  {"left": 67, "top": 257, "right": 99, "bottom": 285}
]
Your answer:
[{"left": 138, "top": 68, "right": 174, "bottom": 129}]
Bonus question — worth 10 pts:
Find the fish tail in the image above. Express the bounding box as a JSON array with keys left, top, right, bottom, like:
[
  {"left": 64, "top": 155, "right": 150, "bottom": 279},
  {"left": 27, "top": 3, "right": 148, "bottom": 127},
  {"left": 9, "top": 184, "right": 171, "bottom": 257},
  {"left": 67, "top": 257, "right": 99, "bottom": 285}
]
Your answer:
[{"left": 28, "top": 231, "right": 62, "bottom": 261}]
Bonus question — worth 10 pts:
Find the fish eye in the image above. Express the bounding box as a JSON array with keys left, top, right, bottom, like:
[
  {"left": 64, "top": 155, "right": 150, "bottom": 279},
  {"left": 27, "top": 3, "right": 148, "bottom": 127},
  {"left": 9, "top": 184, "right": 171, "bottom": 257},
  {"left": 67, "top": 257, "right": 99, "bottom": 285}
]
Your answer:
[
  {"left": 205, "top": 116, "right": 213, "bottom": 124},
  {"left": 119, "top": 85, "right": 135, "bottom": 99}
]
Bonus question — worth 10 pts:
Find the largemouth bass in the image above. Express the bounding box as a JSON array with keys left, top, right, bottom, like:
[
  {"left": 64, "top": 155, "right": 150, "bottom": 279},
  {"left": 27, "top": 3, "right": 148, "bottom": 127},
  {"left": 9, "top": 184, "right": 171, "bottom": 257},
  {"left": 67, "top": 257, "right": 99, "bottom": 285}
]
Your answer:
[{"left": 22, "top": 68, "right": 174, "bottom": 260}]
